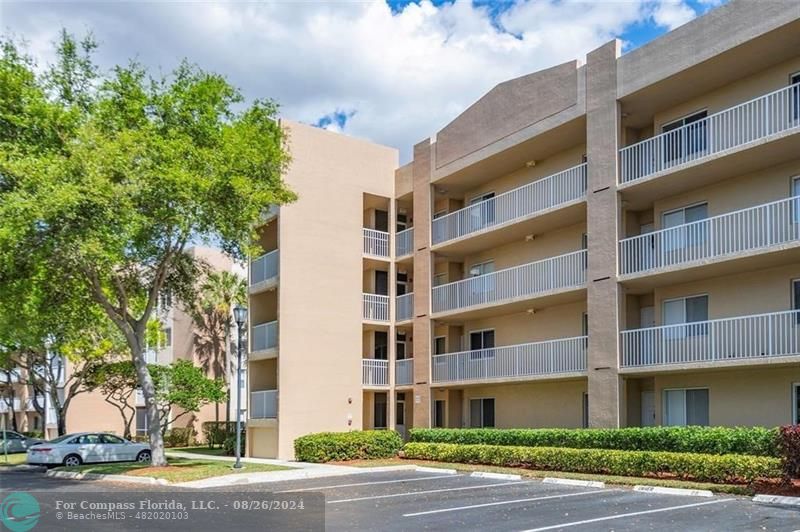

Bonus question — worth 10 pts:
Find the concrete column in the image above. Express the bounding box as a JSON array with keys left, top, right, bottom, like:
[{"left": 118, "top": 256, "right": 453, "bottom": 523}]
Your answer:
[
  {"left": 387, "top": 199, "right": 397, "bottom": 431},
  {"left": 412, "top": 139, "right": 433, "bottom": 428},
  {"left": 585, "top": 40, "right": 625, "bottom": 428}
]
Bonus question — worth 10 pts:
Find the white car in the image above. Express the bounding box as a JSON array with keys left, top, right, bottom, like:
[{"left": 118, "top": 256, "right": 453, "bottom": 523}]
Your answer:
[{"left": 27, "top": 432, "right": 152, "bottom": 467}]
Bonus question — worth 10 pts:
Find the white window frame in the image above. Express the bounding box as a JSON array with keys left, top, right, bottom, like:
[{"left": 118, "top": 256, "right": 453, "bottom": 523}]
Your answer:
[
  {"left": 468, "top": 260, "right": 494, "bottom": 277},
  {"left": 469, "top": 191, "right": 495, "bottom": 205},
  {"left": 433, "top": 210, "right": 448, "bottom": 219},
  {"left": 469, "top": 397, "right": 495, "bottom": 428},
  {"left": 661, "top": 109, "right": 708, "bottom": 132},
  {"left": 790, "top": 71, "right": 800, "bottom": 84},
  {"left": 793, "top": 382, "right": 800, "bottom": 425},
  {"left": 661, "top": 201, "right": 709, "bottom": 227},
  {"left": 662, "top": 293, "right": 709, "bottom": 339},
  {"left": 662, "top": 387, "right": 709, "bottom": 427},
  {"left": 792, "top": 175, "right": 800, "bottom": 196},
  {"left": 468, "top": 328, "right": 495, "bottom": 360}
]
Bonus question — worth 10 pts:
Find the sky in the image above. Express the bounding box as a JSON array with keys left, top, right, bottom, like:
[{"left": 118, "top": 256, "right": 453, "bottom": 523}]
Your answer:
[{"left": 1, "top": 0, "right": 726, "bottom": 162}]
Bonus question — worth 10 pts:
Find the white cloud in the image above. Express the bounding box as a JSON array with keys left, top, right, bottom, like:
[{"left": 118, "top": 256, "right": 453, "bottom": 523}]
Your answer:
[{"left": 2, "top": 0, "right": 706, "bottom": 162}]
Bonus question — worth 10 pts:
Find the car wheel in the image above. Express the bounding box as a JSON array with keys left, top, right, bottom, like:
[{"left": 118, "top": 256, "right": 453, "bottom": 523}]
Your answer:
[
  {"left": 136, "top": 450, "right": 152, "bottom": 463},
  {"left": 63, "top": 454, "right": 82, "bottom": 467}
]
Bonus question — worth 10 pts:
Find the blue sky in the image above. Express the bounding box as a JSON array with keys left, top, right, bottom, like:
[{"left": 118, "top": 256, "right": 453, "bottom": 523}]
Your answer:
[{"left": 4, "top": 0, "right": 727, "bottom": 162}]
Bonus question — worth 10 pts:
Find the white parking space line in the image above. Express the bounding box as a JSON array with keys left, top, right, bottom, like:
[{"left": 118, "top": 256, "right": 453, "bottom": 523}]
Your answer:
[
  {"left": 519, "top": 498, "right": 735, "bottom": 531},
  {"left": 276, "top": 474, "right": 457, "bottom": 492},
  {"left": 403, "top": 489, "right": 612, "bottom": 517},
  {"left": 328, "top": 481, "right": 529, "bottom": 504}
]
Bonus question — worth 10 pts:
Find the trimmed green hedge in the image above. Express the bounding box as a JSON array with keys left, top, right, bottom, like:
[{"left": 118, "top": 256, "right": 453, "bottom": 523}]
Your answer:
[
  {"left": 403, "top": 442, "right": 782, "bottom": 483},
  {"left": 409, "top": 427, "right": 779, "bottom": 457},
  {"left": 294, "top": 430, "right": 403, "bottom": 463}
]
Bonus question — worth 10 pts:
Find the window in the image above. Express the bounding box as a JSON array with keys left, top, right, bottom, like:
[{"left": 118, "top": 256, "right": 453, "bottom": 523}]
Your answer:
[
  {"left": 374, "top": 393, "right": 388, "bottom": 429},
  {"left": 468, "top": 261, "right": 494, "bottom": 277},
  {"left": 433, "top": 336, "right": 446, "bottom": 356},
  {"left": 582, "top": 313, "right": 589, "bottom": 337},
  {"left": 469, "top": 398, "right": 495, "bottom": 428},
  {"left": 396, "top": 332, "right": 407, "bottom": 360},
  {"left": 396, "top": 271, "right": 409, "bottom": 296},
  {"left": 396, "top": 393, "right": 405, "bottom": 426},
  {"left": 434, "top": 400, "right": 446, "bottom": 428},
  {"left": 163, "top": 327, "right": 172, "bottom": 348},
  {"left": 101, "top": 434, "right": 125, "bottom": 444},
  {"left": 662, "top": 110, "right": 708, "bottom": 163},
  {"left": 793, "top": 279, "right": 800, "bottom": 324},
  {"left": 78, "top": 434, "right": 102, "bottom": 444},
  {"left": 663, "top": 388, "right": 709, "bottom": 426},
  {"left": 374, "top": 331, "right": 388, "bottom": 360},
  {"left": 468, "top": 261, "right": 495, "bottom": 302},
  {"left": 375, "top": 210, "right": 389, "bottom": 232},
  {"left": 662, "top": 203, "right": 708, "bottom": 251},
  {"left": 793, "top": 383, "right": 800, "bottom": 425},
  {"left": 375, "top": 270, "right": 389, "bottom": 296},
  {"left": 136, "top": 407, "right": 149, "bottom": 436},
  {"left": 468, "top": 192, "right": 496, "bottom": 229},
  {"left": 396, "top": 213, "right": 408, "bottom": 232},
  {"left": 469, "top": 329, "right": 495, "bottom": 360},
  {"left": 791, "top": 72, "right": 800, "bottom": 121},
  {"left": 582, "top": 393, "right": 589, "bottom": 429},
  {"left": 663, "top": 295, "right": 708, "bottom": 338}
]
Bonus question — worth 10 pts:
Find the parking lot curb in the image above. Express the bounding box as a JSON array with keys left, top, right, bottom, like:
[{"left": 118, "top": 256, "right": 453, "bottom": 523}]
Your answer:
[
  {"left": 470, "top": 471, "right": 522, "bottom": 481},
  {"left": 46, "top": 469, "right": 169, "bottom": 486},
  {"left": 416, "top": 466, "right": 458, "bottom": 475},
  {"left": 753, "top": 494, "right": 800, "bottom": 507},
  {"left": 542, "top": 477, "right": 605, "bottom": 488},
  {"left": 634, "top": 485, "right": 713, "bottom": 497}
]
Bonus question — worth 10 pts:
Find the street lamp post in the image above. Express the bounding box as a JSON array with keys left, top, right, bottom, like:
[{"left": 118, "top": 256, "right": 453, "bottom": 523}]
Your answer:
[{"left": 233, "top": 305, "right": 248, "bottom": 469}]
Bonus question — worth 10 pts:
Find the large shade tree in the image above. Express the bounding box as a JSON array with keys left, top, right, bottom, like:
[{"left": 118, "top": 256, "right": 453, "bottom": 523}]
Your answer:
[{"left": 0, "top": 31, "right": 294, "bottom": 465}]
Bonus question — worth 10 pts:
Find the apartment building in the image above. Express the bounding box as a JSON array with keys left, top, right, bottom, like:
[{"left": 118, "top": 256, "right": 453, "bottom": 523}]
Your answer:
[{"left": 247, "top": 0, "right": 800, "bottom": 459}]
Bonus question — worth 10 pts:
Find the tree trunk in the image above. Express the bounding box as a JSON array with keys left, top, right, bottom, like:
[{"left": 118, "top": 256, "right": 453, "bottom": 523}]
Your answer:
[{"left": 131, "top": 344, "right": 167, "bottom": 466}]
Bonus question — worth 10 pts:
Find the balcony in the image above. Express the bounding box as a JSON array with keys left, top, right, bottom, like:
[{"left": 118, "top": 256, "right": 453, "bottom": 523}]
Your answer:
[
  {"left": 620, "top": 83, "right": 800, "bottom": 186},
  {"left": 0, "top": 398, "right": 21, "bottom": 413},
  {"left": 620, "top": 309, "right": 800, "bottom": 370},
  {"left": 396, "top": 293, "right": 414, "bottom": 322},
  {"left": 250, "top": 389, "right": 278, "bottom": 419},
  {"left": 250, "top": 250, "right": 279, "bottom": 292},
  {"left": 0, "top": 369, "right": 20, "bottom": 383},
  {"left": 432, "top": 336, "right": 588, "bottom": 385},
  {"left": 396, "top": 359, "right": 413, "bottom": 386},
  {"left": 251, "top": 320, "right": 278, "bottom": 357},
  {"left": 396, "top": 227, "right": 414, "bottom": 258},
  {"left": 431, "top": 163, "right": 587, "bottom": 250},
  {"left": 362, "top": 359, "right": 389, "bottom": 387},
  {"left": 619, "top": 196, "right": 800, "bottom": 281},
  {"left": 431, "top": 250, "right": 587, "bottom": 317},
  {"left": 363, "top": 228, "right": 390, "bottom": 259},
  {"left": 362, "top": 293, "right": 390, "bottom": 323}
]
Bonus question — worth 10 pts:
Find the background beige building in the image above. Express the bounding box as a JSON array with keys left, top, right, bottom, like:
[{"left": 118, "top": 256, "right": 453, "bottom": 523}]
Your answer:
[{"left": 248, "top": 0, "right": 800, "bottom": 460}]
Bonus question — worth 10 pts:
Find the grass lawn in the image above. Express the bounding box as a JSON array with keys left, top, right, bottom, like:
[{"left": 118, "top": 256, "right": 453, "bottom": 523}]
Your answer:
[
  {"left": 0, "top": 453, "right": 28, "bottom": 467},
  {"left": 56, "top": 458, "right": 292, "bottom": 483},
  {"left": 169, "top": 446, "right": 227, "bottom": 456},
  {"left": 335, "top": 457, "right": 755, "bottom": 496}
]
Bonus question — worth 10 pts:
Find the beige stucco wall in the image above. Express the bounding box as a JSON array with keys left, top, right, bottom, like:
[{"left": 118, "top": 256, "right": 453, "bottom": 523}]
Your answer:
[
  {"left": 649, "top": 366, "right": 800, "bottom": 427},
  {"left": 270, "top": 120, "right": 397, "bottom": 459},
  {"left": 459, "top": 380, "right": 587, "bottom": 428}
]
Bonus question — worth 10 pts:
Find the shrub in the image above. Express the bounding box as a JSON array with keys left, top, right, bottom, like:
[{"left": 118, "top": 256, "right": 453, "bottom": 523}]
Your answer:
[
  {"left": 223, "top": 432, "right": 245, "bottom": 457},
  {"left": 408, "top": 426, "right": 780, "bottom": 457},
  {"left": 22, "top": 431, "right": 44, "bottom": 439},
  {"left": 777, "top": 425, "right": 800, "bottom": 479},
  {"left": 294, "top": 430, "right": 403, "bottom": 463},
  {"left": 403, "top": 442, "right": 782, "bottom": 484},
  {"left": 163, "top": 427, "right": 196, "bottom": 448},
  {"left": 202, "top": 422, "right": 239, "bottom": 448}
]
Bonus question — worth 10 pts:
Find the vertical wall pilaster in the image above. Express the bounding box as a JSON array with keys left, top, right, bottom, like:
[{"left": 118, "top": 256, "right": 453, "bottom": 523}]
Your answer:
[
  {"left": 586, "top": 40, "right": 624, "bottom": 428},
  {"left": 412, "top": 139, "right": 433, "bottom": 429}
]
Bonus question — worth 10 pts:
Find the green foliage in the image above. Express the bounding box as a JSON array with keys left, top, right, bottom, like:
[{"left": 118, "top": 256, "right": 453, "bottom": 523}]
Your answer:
[
  {"left": 778, "top": 425, "right": 800, "bottom": 479},
  {"left": 294, "top": 430, "right": 403, "bottom": 463},
  {"left": 150, "top": 360, "right": 227, "bottom": 434},
  {"left": 202, "top": 421, "right": 238, "bottom": 448},
  {"left": 402, "top": 442, "right": 782, "bottom": 484},
  {"left": 223, "top": 432, "right": 245, "bottom": 457},
  {"left": 408, "top": 427, "right": 780, "bottom": 457},
  {"left": 164, "top": 427, "right": 196, "bottom": 448}
]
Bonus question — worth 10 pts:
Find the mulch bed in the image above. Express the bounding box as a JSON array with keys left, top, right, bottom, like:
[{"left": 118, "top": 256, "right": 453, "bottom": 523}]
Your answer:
[{"left": 750, "top": 478, "right": 800, "bottom": 497}]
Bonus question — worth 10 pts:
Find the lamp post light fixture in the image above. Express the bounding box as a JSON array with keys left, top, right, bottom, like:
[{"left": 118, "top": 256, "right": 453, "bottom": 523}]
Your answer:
[{"left": 233, "top": 304, "right": 248, "bottom": 469}]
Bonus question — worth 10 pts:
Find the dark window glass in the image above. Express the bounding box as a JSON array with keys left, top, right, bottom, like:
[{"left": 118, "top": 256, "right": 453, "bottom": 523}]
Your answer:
[
  {"left": 686, "top": 389, "right": 709, "bottom": 426},
  {"left": 482, "top": 399, "right": 495, "bottom": 428}
]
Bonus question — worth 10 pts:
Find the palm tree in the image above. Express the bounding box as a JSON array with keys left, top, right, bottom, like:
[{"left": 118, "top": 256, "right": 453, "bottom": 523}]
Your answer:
[{"left": 191, "top": 271, "right": 246, "bottom": 428}]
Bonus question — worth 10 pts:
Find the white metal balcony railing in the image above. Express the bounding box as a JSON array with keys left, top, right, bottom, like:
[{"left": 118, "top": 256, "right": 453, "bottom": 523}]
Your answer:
[
  {"left": 0, "top": 369, "right": 20, "bottom": 383},
  {"left": 432, "top": 336, "right": 588, "bottom": 384},
  {"left": 144, "top": 350, "right": 157, "bottom": 364},
  {"left": 432, "top": 250, "right": 587, "bottom": 314},
  {"left": 0, "top": 398, "right": 22, "bottom": 413},
  {"left": 252, "top": 320, "right": 278, "bottom": 352},
  {"left": 363, "top": 293, "right": 390, "bottom": 322},
  {"left": 396, "top": 227, "right": 414, "bottom": 257},
  {"left": 619, "top": 196, "right": 800, "bottom": 275},
  {"left": 250, "top": 250, "right": 279, "bottom": 286},
  {"left": 362, "top": 359, "right": 389, "bottom": 386},
  {"left": 620, "top": 83, "right": 800, "bottom": 184},
  {"left": 621, "top": 309, "right": 800, "bottom": 368},
  {"left": 395, "top": 359, "right": 414, "bottom": 386},
  {"left": 363, "top": 228, "right": 390, "bottom": 258},
  {"left": 250, "top": 389, "right": 278, "bottom": 419},
  {"left": 396, "top": 293, "right": 414, "bottom": 322},
  {"left": 431, "top": 163, "right": 587, "bottom": 245}
]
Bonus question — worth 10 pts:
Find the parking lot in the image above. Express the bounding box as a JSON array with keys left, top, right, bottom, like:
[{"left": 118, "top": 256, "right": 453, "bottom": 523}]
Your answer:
[{"left": 2, "top": 466, "right": 799, "bottom": 530}]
